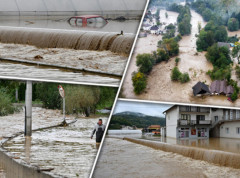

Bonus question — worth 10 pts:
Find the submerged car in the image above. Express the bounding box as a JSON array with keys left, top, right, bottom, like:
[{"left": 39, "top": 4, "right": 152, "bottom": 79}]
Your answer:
[{"left": 68, "top": 15, "right": 108, "bottom": 28}]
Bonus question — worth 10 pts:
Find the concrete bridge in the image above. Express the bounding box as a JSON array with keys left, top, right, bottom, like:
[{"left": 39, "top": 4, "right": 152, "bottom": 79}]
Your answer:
[{"left": 0, "top": 0, "right": 147, "bottom": 18}]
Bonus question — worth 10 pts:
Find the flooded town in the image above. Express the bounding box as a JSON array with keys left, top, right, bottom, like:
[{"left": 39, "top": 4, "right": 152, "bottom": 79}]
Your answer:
[
  {"left": 122, "top": 0, "right": 240, "bottom": 107},
  {"left": 93, "top": 100, "right": 240, "bottom": 178}
]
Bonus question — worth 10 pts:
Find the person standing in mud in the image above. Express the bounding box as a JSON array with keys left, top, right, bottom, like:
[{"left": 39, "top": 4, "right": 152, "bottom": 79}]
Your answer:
[{"left": 91, "top": 119, "right": 106, "bottom": 148}]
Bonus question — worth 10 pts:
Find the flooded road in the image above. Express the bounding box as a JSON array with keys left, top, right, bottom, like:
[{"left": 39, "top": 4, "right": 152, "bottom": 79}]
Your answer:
[
  {"left": 93, "top": 137, "right": 240, "bottom": 178},
  {"left": 3, "top": 117, "right": 107, "bottom": 178},
  {"left": 0, "top": 62, "right": 120, "bottom": 86}
]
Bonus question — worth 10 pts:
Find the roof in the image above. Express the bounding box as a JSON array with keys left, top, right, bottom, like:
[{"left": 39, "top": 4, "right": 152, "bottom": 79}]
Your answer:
[
  {"left": 148, "top": 125, "right": 161, "bottom": 129},
  {"left": 217, "top": 42, "right": 230, "bottom": 49},
  {"left": 192, "top": 82, "right": 210, "bottom": 96},
  {"left": 163, "top": 105, "right": 176, "bottom": 114},
  {"left": 143, "top": 24, "right": 151, "bottom": 27},
  {"left": 71, "top": 15, "right": 104, "bottom": 18},
  {"left": 210, "top": 80, "right": 234, "bottom": 95},
  {"left": 150, "top": 26, "right": 159, "bottom": 30}
]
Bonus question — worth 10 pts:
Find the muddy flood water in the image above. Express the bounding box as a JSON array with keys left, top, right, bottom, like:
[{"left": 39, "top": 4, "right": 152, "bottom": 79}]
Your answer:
[
  {"left": 0, "top": 18, "right": 139, "bottom": 86},
  {"left": 0, "top": 107, "right": 107, "bottom": 178},
  {"left": 122, "top": 7, "right": 240, "bottom": 107},
  {"left": 93, "top": 137, "right": 240, "bottom": 178}
]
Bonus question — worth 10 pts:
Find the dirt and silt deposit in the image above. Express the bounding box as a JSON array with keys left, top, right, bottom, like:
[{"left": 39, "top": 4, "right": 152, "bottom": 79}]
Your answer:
[
  {"left": 0, "top": 26, "right": 135, "bottom": 85},
  {"left": 122, "top": 8, "right": 240, "bottom": 107},
  {"left": 93, "top": 137, "right": 240, "bottom": 178},
  {"left": 0, "top": 107, "right": 107, "bottom": 178}
]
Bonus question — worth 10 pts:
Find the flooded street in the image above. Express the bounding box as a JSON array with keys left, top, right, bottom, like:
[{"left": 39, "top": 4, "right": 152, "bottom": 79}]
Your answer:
[
  {"left": 3, "top": 117, "right": 107, "bottom": 178},
  {"left": 0, "top": 62, "right": 120, "bottom": 86},
  {"left": 93, "top": 137, "right": 240, "bottom": 178},
  {"left": 0, "top": 107, "right": 107, "bottom": 178},
  {"left": 122, "top": 8, "right": 240, "bottom": 107}
]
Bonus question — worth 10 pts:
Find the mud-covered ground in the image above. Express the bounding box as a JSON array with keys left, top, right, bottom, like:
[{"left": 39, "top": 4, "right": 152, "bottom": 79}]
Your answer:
[{"left": 93, "top": 138, "right": 240, "bottom": 178}]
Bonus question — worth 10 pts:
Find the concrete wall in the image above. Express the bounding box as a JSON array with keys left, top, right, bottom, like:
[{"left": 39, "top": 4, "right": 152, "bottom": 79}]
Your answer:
[
  {"left": 0, "top": 0, "right": 147, "bottom": 17},
  {"left": 0, "top": 147, "right": 53, "bottom": 178},
  {"left": 166, "top": 106, "right": 179, "bottom": 138},
  {"left": 220, "top": 121, "right": 240, "bottom": 138}
]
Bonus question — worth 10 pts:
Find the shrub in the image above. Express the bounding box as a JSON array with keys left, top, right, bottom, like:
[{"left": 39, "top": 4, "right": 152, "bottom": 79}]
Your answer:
[
  {"left": 171, "top": 67, "right": 182, "bottom": 81},
  {"left": 136, "top": 53, "right": 155, "bottom": 74},
  {"left": 175, "top": 57, "right": 180, "bottom": 65},
  {"left": 180, "top": 73, "right": 190, "bottom": 83},
  {"left": 132, "top": 72, "right": 147, "bottom": 94},
  {"left": 0, "top": 89, "right": 15, "bottom": 116}
]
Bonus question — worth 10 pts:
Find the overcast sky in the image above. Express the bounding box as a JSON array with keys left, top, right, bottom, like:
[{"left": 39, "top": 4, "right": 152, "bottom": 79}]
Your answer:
[{"left": 113, "top": 100, "right": 173, "bottom": 117}]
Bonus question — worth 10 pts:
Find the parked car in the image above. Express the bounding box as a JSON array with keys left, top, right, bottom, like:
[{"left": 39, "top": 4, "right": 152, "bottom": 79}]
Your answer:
[{"left": 68, "top": 15, "right": 108, "bottom": 28}]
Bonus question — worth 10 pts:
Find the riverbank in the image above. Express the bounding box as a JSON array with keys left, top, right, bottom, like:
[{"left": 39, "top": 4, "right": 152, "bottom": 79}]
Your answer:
[{"left": 93, "top": 137, "right": 240, "bottom": 178}]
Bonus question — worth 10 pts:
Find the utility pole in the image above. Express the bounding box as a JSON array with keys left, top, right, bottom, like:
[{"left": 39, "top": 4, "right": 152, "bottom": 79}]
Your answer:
[{"left": 25, "top": 81, "right": 32, "bottom": 136}]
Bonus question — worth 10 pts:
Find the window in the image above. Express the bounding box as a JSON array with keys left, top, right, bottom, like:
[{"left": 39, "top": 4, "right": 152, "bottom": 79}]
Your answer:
[
  {"left": 237, "top": 110, "right": 240, "bottom": 119},
  {"left": 225, "top": 110, "right": 228, "bottom": 120},
  {"left": 214, "top": 116, "right": 218, "bottom": 122},
  {"left": 186, "top": 106, "right": 191, "bottom": 112},
  {"left": 197, "top": 115, "right": 205, "bottom": 120},
  {"left": 225, "top": 127, "right": 229, "bottom": 134},
  {"left": 197, "top": 107, "right": 200, "bottom": 112},
  {"left": 230, "top": 110, "right": 233, "bottom": 120},
  {"left": 76, "top": 18, "right": 83, "bottom": 25},
  {"left": 237, "top": 128, "right": 240, "bottom": 134},
  {"left": 181, "top": 114, "right": 191, "bottom": 120}
]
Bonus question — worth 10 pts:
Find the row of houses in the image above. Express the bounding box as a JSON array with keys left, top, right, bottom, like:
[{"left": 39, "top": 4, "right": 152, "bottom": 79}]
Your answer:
[
  {"left": 164, "top": 105, "right": 240, "bottom": 139},
  {"left": 192, "top": 80, "right": 234, "bottom": 97}
]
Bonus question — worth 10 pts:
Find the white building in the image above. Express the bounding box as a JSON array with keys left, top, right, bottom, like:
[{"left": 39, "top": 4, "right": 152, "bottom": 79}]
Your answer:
[
  {"left": 164, "top": 105, "right": 240, "bottom": 139},
  {"left": 142, "top": 24, "right": 151, "bottom": 31}
]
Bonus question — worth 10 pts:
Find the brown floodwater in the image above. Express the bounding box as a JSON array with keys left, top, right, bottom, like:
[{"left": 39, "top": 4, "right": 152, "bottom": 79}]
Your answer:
[
  {"left": 122, "top": 8, "right": 240, "bottom": 107},
  {"left": 0, "top": 62, "right": 120, "bottom": 86},
  {"left": 93, "top": 137, "right": 240, "bottom": 178},
  {"left": 3, "top": 117, "right": 107, "bottom": 178}
]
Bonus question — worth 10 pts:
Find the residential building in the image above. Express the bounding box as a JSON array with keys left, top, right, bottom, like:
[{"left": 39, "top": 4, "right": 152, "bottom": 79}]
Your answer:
[
  {"left": 150, "top": 26, "right": 159, "bottom": 34},
  {"left": 192, "top": 82, "right": 210, "bottom": 96},
  {"left": 163, "top": 105, "right": 240, "bottom": 139}
]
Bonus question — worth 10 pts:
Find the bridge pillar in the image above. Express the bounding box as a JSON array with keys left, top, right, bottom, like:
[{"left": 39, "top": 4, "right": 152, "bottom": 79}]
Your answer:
[{"left": 25, "top": 81, "right": 32, "bottom": 136}]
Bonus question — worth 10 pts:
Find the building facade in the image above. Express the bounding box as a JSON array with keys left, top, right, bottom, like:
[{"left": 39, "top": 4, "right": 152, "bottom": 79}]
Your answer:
[{"left": 164, "top": 105, "right": 240, "bottom": 139}]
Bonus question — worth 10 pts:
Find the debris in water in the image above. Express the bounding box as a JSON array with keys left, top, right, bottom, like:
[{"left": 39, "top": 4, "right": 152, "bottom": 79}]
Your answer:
[{"left": 34, "top": 55, "right": 43, "bottom": 60}]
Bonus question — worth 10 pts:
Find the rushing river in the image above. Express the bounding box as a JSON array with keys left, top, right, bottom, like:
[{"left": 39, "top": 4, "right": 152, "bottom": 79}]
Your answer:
[
  {"left": 3, "top": 117, "right": 107, "bottom": 178},
  {"left": 93, "top": 137, "right": 240, "bottom": 178}
]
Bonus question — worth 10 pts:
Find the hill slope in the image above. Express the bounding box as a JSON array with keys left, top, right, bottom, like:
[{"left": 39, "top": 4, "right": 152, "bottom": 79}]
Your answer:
[{"left": 109, "top": 111, "right": 166, "bottom": 129}]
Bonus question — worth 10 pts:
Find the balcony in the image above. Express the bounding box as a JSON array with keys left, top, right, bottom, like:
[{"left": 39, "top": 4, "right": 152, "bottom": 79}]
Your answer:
[
  {"left": 179, "top": 106, "right": 210, "bottom": 113},
  {"left": 178, "top": 119, "right": 211, "bottom": 126}
]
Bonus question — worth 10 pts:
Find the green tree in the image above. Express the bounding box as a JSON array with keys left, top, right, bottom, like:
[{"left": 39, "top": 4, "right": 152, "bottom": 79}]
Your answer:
[
  {"left": 0, "top": 89, "right": 15, "bottom": 116},
  {"left": 155, "top": 49, "right": 170, "bottom": 63},
  {"left": 171, "top": 67, "right": 182, "bottom": 81},
  {"left": 136, "top": 53, "right": 155, "bottom": 74},
  {"left": 160, "top": 38, "right": 179, "bottom": 56},
  {"left": 228, "top": 18, "right": 239, "bottom": 31},
  {"left": 132, "top": 72, "right": 147, "bottom": 94},
  {"left": 65, "top": 85, "right": 101, "bottom": 116}
]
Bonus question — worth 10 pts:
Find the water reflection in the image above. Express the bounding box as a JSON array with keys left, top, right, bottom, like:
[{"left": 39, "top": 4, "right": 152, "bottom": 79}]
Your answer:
[{"left": 0, "top": 17, "right": 139, "bottom": 33}]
